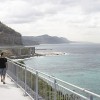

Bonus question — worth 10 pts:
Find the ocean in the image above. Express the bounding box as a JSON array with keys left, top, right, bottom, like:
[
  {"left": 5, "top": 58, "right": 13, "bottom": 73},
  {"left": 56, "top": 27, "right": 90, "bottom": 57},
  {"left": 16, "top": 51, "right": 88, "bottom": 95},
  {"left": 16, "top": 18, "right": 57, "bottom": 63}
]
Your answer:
[{"left": 24, "top": 43, "right": 100, "bottom": 95}]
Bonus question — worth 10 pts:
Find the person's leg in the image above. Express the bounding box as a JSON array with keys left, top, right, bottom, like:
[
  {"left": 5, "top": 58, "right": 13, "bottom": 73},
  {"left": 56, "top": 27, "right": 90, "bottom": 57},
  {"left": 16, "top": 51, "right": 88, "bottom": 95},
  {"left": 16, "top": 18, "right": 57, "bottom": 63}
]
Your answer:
[
  {"left": 0, "top": 69, "right": 1, "bottom": 80},
  {"left": 3, "top": 76, "right": 5, "bottom": 84},
  {"left": 2, "top": 68, "right": 6, "bottom": 84},
  {"left": 1, "top": 75, "right": 3, "bottom": 82},
  {"left": 0, "top": 69, "right": 3, "bottom": 82}
]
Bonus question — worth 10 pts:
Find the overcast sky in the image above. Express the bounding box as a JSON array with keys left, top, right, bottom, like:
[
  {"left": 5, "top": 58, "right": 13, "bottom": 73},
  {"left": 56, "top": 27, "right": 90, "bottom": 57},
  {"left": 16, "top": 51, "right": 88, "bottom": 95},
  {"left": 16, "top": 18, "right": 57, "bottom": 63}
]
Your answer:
[{"left": 0, "top": 0, "right": 100, "bottom": 43}]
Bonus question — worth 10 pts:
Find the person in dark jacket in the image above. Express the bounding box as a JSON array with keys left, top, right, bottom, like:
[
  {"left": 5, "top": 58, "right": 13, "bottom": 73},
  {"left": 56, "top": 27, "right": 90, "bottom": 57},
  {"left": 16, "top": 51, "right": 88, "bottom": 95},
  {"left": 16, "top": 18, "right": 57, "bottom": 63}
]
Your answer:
[{"left": 0, "top": 52, "right": 8, "bottom": 84}]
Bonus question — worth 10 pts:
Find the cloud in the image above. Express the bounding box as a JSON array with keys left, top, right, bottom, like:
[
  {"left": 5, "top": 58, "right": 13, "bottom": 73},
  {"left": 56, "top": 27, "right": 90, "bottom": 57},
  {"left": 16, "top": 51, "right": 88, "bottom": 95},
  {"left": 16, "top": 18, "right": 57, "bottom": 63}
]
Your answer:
[
  {"left": 1, "top": 0, "right": 100, "bottom": 20},
  {"left": 1, "top": 0, "right": 99, "bottom": 28},
  {"left": 1, "top": 0, "right": 100, "bottom": 43},
  {"left": 1, "top": 0, "right": 100, "bottom": 28},
  {"left": 0, "top": 0, "right": 9, "bottom": 2},
  {"left": 0, "top": 0, "right": 81, "bottom": 24},
  {"left": 81, "top": 0, "right": 100, "bottom": 14},
  {"left": 0, "top": 0, "right": 60, "bottom": 24}
]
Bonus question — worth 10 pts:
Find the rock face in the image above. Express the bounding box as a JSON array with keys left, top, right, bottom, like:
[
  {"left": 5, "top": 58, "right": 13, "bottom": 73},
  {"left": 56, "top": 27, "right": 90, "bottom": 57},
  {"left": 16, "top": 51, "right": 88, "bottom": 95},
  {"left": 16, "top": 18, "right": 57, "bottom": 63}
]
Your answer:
[{"left": 0, "top": 21, "right": 22, "bottom": 46}]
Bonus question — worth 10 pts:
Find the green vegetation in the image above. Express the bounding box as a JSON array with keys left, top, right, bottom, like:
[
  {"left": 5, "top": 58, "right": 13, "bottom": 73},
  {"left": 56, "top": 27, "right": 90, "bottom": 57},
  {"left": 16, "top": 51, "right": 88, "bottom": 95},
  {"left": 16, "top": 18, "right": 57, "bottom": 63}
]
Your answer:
[
  {"left": 9, "top": 61, "right": 80, "bottom": 100},
  {"left": 18, "top": 60, "right": 25, "bottom": 64}
]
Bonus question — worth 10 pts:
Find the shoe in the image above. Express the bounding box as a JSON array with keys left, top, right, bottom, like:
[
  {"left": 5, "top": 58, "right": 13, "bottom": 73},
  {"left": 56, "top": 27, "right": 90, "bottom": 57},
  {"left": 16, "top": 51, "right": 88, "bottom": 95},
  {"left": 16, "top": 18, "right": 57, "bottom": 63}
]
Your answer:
[{"left": 3, "top": 82, "right": 5, "bottom": 84}]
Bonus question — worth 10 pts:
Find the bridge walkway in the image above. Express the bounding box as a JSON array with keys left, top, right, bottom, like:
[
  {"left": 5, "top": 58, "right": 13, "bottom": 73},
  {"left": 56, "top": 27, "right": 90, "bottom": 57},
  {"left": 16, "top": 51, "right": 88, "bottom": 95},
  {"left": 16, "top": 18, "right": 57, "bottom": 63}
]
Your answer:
[{"left": 0, "top": 75, "right": 32, "bottom": 100}]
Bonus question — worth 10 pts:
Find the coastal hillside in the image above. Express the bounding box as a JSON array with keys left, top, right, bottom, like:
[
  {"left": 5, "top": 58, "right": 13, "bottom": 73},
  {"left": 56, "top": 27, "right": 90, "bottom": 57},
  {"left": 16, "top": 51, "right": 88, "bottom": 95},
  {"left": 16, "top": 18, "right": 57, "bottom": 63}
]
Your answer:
[
  {"left": 22, "top": 36, "right": 39, "bottom": 46},
  {"left": 0, "top": 21, "right": 22, "bottom": 46},
  {"left": 22, "top": 34, "right": 70, "bottom": 45}
]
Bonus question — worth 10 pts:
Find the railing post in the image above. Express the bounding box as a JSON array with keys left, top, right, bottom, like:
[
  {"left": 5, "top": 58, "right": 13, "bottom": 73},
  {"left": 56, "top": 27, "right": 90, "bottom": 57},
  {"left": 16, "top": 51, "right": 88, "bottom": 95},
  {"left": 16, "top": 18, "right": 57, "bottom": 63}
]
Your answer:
[
  {"left": 90, "top": 95, "right": 93, "bottom": 100},
  {"left": 54, "top": 79, "right": 57, "bottom": 100},
  {"left": 18, "top": 48, "right": 21, "bottom": 56},
  {"left": 16, "top": 65, "right": 18, "bottom": 88},
  {"left": 35, "top": 71, "right": 38, "bottom": 100},
  {"left": 29, "top": 47, "right": 32, "bottom": 56},
  {"left": 24, "top": 66, "right": 27, "bottom": 96}
]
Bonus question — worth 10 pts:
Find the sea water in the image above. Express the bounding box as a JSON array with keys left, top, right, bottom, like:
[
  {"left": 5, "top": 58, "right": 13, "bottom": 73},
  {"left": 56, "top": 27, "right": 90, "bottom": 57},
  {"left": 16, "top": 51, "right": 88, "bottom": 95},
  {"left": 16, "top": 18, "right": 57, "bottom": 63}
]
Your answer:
[{"left": 24, "top": 43, "right": 100, "bottom": 95}]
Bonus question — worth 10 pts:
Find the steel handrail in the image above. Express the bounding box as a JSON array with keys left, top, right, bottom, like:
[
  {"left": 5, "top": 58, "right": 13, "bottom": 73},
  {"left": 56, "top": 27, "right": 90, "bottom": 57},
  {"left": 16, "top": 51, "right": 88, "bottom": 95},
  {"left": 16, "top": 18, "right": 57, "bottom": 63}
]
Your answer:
[{"left": 7, "top": 57, "right": 100, "bottom": 100}]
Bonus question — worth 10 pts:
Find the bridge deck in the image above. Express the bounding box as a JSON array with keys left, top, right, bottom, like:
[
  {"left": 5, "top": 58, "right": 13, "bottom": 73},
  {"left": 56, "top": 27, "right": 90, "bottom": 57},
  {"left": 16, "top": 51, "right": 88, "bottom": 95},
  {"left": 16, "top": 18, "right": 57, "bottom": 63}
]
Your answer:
[{"left": 0, "top": 75, "right": 32, "bottom": 100}]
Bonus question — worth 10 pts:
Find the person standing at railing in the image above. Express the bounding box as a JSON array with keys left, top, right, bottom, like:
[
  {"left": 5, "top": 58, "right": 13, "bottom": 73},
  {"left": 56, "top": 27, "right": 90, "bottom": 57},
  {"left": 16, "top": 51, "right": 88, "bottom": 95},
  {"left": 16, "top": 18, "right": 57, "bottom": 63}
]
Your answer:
[{"left": 0, "top": 52, "right": 8, "bottom": 84}]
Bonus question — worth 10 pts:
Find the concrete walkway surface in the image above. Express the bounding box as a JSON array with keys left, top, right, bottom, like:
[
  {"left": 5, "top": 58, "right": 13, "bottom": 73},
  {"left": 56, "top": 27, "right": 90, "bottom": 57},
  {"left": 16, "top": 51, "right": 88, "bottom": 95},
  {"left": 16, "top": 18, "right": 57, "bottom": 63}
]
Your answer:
[{"left": 0, "top": 75, "right": 32, "bottom": 100}]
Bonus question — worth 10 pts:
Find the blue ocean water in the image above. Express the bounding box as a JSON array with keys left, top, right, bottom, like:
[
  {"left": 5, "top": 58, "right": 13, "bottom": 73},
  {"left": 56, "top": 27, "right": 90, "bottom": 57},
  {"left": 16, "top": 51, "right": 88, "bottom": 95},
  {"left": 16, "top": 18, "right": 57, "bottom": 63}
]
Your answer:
[{"left": 24, "top": 43, "right": 100, "bottom": 95}]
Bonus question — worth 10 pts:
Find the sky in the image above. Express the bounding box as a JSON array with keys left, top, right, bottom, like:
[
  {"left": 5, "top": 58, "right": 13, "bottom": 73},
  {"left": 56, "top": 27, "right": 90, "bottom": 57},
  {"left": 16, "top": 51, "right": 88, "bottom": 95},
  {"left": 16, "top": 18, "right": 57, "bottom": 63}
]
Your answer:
[{"left": 0, "top": 0, "right": 100, "bottom": 43}]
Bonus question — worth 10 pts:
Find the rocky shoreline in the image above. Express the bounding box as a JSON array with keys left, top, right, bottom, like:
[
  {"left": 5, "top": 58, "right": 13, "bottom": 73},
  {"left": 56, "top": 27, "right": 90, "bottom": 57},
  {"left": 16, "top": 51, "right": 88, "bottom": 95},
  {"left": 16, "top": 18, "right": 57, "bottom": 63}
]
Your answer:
[{"left": 35, "top": 51, "right": 66, "bottom": 56}]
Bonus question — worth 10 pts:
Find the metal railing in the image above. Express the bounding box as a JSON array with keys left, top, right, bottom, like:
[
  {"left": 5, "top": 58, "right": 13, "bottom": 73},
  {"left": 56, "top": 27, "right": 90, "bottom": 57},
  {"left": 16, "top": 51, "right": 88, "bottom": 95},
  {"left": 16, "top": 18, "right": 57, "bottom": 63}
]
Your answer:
[{"left": 7, "top": 58, "right": 100, "bottom": 100}]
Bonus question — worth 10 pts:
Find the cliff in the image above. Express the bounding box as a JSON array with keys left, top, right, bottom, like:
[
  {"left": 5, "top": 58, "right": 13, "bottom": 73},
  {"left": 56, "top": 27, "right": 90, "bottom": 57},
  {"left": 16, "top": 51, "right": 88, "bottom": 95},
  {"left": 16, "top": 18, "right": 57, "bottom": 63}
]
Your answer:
[{"left": 0, "top": 21, "right": 22, "bottom": 46}]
